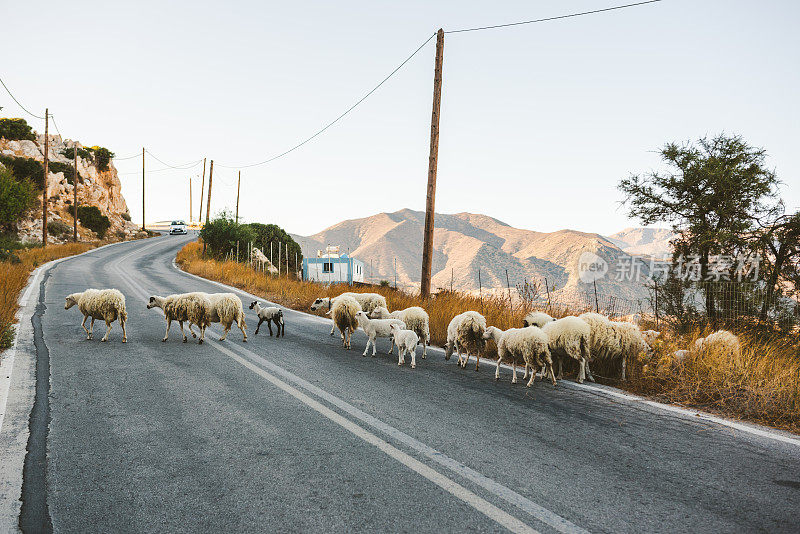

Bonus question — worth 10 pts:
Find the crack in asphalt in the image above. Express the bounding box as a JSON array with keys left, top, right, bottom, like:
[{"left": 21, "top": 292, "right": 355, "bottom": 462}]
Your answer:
[{"left": 19, "top": 267, "right": 54, "bottom": 533}]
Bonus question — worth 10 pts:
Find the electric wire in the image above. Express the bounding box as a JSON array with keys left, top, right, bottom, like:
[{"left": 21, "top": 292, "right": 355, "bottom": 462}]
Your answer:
[{"left": 0, "top": 75, "right": 46, "bottom": 119}]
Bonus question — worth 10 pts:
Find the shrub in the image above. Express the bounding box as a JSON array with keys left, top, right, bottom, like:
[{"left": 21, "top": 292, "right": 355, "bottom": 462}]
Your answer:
[
  {"left": 199, "top": 211, "right": 257, "bottom": 259},
  {"left": 0, "top": 155, "right": 44, "bottom": 188},
  {"left": 0, "top": 118, "right": 35, "bottom": 141},
  {"left": 77, "top": 205, "right": 111, "bottom": 238},
  {"left": 379, "top": 280, "right": 390, "bottom": 288},
  {"left": 0, "top": 168, "right": 36, "bottom": 233},
  {"left": 88, "top": 146, "right": 114, "bottom": 172},
  {"left": 49, "top": 161, "right": 81, "bottom": 184},
  {"left": 121, "top": 212, "right": 131, "bottom": 221},
  {"left": 47, "top": 219, "right": 72, "bottom": 238},
  {"left": 59, "top": 146, "right": 93, "bottom": 161}
]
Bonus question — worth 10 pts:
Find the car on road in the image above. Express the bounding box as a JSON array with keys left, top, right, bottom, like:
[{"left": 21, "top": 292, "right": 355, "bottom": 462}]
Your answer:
[{"left": 169, "top": 220, "right": 188, "bottom": 235}]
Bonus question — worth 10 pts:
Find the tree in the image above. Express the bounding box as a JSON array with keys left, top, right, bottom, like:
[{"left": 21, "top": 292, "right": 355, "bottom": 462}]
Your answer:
[
  {"left": 619, "top": 134, "right": 783, "bottom": 323},
  {"left": 199, "top": 211, "right": 257, "bottom": 259},
  {"left": 0, "top": 167, "right": 36, "bottom": 233},
  {"left": 756, "top": 211, "right": 800, "bottom": 320},
  {"left": 0, "top": 118, "right": 36, "bottom": 141}
]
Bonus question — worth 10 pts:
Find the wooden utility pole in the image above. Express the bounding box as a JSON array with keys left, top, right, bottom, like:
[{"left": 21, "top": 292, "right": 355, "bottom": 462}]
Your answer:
[
  {"left": 198, "top": 162, "right": 205, "bottom": 223},
  {"left": 235, "top": 170, "right": 241, "bottom": 223},
  {"left": 420, "top": 28, "right": 444, "bottom": 299},
  {"left": 73, "top": 146, "right": 78, "bottom": 242},
  {"left": 141, "top": 147, "right": 146, "bottom": 231},
  {"left": 42, "top": 109, "right": 49, "bottom": 247},
  {"left": 205, "top": 160, "right": 213, "bottom": 224},
  {"left": 189, "top": 177, "right": 193, "bottom": 223}
]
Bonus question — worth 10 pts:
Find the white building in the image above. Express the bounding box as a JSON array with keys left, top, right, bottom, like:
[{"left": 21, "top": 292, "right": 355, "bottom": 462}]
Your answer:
[{"left": 302, "top": 246, "right": 365, "bottom": 284}]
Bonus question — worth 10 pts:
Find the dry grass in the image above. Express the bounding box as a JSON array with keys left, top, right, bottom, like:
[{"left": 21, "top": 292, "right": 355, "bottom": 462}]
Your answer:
[
  {"left": 0, "top": 242, "right": 96, "bottom": 351},
  {"left": 177, "top": 240, "right": 800, "bottom": 433}
]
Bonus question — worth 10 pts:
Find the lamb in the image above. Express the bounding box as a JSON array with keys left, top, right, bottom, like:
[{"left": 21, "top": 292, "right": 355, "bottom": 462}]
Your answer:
[
  {"left": 249, "top": 301, "right": 285, "bottom": 337},
  {"left": 64, "top": 288, "right": 128, "bottom": 342},
  {"left": 483, "top": 325, "right": 556, "bottom": 387},
  {"left": 354, "top": 311, "right": 405, "bottom": 357},
  {"left": 147, "top": 293, "right": 212, "bottom": 344},
  {"left": 311, "top": 292, "right": 387, "bottom": 335},
  {"left": 522, "top": 311, "right": 555, "bottom": 328},
  {"left": 445, "top": 311, "right": 487, "bottom": 371},
  {"left": 389, "top": 323, "right": 419, "bottom": 369},
  {"left": 330, "top": 295, "right": 360, "bottom": 349},
  {"left": 541, "top": 316, "right": 591, "bottom": 383},
  {"left": 694, "top": 330, "right": 741, "bottom": 359},
  {"left": 369, "top": 306, "right": 430, "bottom": 358}
]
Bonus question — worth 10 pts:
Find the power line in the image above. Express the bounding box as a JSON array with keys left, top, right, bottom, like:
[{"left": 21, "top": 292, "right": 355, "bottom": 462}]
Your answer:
[
  {"left": 445, "top": 0, "right": 663, "bottom": 34},
  {"left": 49, "top": 113, "right": 62, "bottom": 137},
  {"left": 217, "top": 31, "right": 437, "bottom": 169},
  {"left": 113, "top": 152, "right": 143, "bottom": 161},
  {"left": 0, "top": 75, "right": 46, "bottom": 119},
  {"left": 144, "top": 149, "right": 202, "bottom": 169}
]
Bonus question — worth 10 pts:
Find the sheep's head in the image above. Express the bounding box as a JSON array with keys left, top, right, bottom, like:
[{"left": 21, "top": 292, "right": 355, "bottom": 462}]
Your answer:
[
  {"left": 354, "top": 311, "right": 368, "bottom": 321},
  {"left": 369, "top": 306, "right": 390, "bottom": 319},
  {"left": 249, "top": 301, "right": 259, "bottom": 310},
  {"left": 389, "top": 322, "right": 401, "bottom": 333},
  {"left": 146, "top": 296, "right": 161, "bottom": 309},
  {"left": 482, "top": 326, "right": 498, "bottom": 340},
  {"left": 310, "top": 297, "right": 330, "bottom": 311},
  {"left": 444, "top": 341, "right": 453, "bottom": 360},
  {"left": 64, "top": 294, "right": 78, "bottom": 310}
]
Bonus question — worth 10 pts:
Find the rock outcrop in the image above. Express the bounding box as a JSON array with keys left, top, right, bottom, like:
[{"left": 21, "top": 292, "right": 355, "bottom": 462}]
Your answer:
[{"left": 0, "top": 133, "right": 139, "bottom": 243}]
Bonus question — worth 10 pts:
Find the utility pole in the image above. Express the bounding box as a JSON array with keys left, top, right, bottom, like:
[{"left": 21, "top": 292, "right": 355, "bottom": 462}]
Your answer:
[
  {"left": 42, "top": 108, "right": 49, "bottom": 247},
  {"left": 420, "top": 28, "right": 444, "bottom": 299},
  {"left": 73, "top": 146, "right": 78, "bottom": 242},
  {"left": 205, "top": 160, "right": 213, "bottom": 224},
  {"left": 189, "top": 177, "right": 193, "bottom": 223},
  {"left": 141, "top": 147, "right": 146, "bottom": 231},
  {"left": 235, "top": 170, "right": 241, "bottom": 223},
  {"left": 198, "top": 158, "right": 206, "bottom": 222}
]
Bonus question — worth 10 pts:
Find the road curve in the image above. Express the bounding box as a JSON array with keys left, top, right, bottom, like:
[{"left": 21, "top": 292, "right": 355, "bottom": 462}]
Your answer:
[{"left": 4, "top": 235, "right": 800, "bottom": 533}]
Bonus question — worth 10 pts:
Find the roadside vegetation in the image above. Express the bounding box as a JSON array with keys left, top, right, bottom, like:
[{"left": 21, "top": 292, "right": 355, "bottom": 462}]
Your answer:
[
  {"left": 176, "top": 238, "right": 800, "bottom": 433},
  {"left": 0, "top": 242, "right": 95, "bottom": 351}
]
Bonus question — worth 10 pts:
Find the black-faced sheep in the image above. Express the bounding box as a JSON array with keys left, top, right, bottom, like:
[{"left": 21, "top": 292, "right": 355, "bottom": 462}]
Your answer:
[{"left": 64, "top": 288, "right": 128, "bottom": 342}]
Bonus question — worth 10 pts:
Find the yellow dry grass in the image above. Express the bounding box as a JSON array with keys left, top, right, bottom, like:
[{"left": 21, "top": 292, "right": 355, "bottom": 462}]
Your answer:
[
  {"left": 177, "top": 240, "right": 800, "bottom": 433},
  {"left": 0, "top": 242, "right": 96, "bottom": 350}
]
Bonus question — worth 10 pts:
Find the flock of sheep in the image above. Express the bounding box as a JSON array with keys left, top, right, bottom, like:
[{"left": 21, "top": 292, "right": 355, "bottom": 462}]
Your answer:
[{"left": 64, "top": 287, "right": 740, "bottom": 387}]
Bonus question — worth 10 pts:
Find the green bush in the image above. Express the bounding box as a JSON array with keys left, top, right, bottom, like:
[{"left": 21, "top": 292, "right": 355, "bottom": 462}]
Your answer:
[
  {"left": 0, "top": 118, "right": 35, "bottom": 141},
  {"left": 246, "top": 222, "right": 303, "bottom": 270},
  {"left": 77, "top": 205, "right": 111, "bottom": 238},
  {"left": 0, "top": 168, "right": 36, "bottom": 233},
  {"left": 47, "top": 219, "right": 72, "bottom": 238},
  {"left": 49, "top": 161, "right": 81, "bottom": 185},
  {"left": 0, "top": 155, "right": 44, "bottom": 189},
  {"left": 88, "top": 146, "right": 115, "bottom": 172},
  {"left": 200, "top": 211, "right": 257, "bottom": 259},
  {"left": 60, "top": 146, "right": 93, "bottom": 161}
]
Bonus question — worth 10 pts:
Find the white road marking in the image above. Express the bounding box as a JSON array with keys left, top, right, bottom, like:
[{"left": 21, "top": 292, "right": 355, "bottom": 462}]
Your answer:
[{"left": 209, "top": 340, "right": 540, "bottom": 534}]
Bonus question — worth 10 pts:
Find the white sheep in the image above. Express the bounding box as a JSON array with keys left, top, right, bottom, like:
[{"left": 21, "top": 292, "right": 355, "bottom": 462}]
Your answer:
[
  {"left": 369, "top": 306, "right": 430, "bottom": 358},
  {"left": 483, "top": 325, "right": 556, "bottom": 387},
  {"left": 389, "top": 323, "right": 419, "bottom": 369},
  {"left": 577, "top": 313, "right": 652, "bottom": 381},
  {"left": 64, "top": 288, "right": 128, "bottom": 342},
  {"left": 445, "top": 311, "right": 487, "bottom": 371},
  {"left": 611, "top": 321, "right": 650, "bottom": 380},
  {"left": 354, "top": 310, "right": 405, "bottom": 357},
  {"left": 147, "top": 293, "right": 212, "bottom": 344},
  {"left": 694, "top": 330, "right": 741, "bottom": 359},
  {"left": 187, "top": 292, "right": 247, "bottom": 342},
  {"left": 330, "top": 295, "right": 360, "bottom": 349},
  {"left": 249, "top": 301, "right": 284, "bottom": 337},
  {"left": 311, "top": 292, "right": 387, "bottom": 335},
  {"left": 541, "top": 316, "right": 591, "bottom": 383},
  {"left": 522, "top": 311, "right": 555, "bottom": 328}
]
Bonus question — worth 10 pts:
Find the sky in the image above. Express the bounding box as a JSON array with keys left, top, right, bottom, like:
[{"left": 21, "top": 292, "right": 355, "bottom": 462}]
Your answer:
[{"left": 1, "top": 0, "right": 798, "bottom": 237}]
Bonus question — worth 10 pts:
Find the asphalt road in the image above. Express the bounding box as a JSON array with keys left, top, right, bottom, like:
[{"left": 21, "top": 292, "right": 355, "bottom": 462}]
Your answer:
[{"left": 3, "top": 235, "right": 800, "bottom": 533}]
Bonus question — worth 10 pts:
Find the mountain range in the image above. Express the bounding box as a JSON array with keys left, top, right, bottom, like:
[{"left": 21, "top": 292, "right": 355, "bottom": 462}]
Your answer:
[{"left": 291, "top": 209, "right": 675, "bottom": 303}]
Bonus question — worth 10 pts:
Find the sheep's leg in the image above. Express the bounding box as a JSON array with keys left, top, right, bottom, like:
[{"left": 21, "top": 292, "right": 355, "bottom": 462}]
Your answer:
[
  {"left": 81, "top": 315, "right": 90, "bottom": 338},
  {"left": 179, "top": 321, "right": 187, "bottom": 343},
  {"left": 584, "top": 361, "right": 596, "bottom": 383},
  {"left": 279, "top": 317, "right": 285, "bottom": 337},
  {"left": 188, "top": 323, "right": 197, "bottom": 338},
  {"left": 398, "top": 347, "right": 404, "bottom": 366},
  {"left": 219, "top": 321, "right": 231, "bottom": 341},
  {"left": 330, "top": 323, "right": 335, "bottom": 336},
  {"left": 362, "top": 337, "right": 371, "bottom": 357},
  {"left": 266, "top": 319, "right": 274, "bottom": 337},
  {"left": 495, "top": 355, "right": 502, "bottom": 380},
  {"left": 522, "top": 363, "right": 530, "bottom": 381},
  {"left": 526, "top": 366, "right": 537, "bottom": 388},
  {"left": 88, "top": 317, "right": 95, "bottom": 339},
  {"left": 371, "top": 335, "right": 378, "bottom": 357},
  {"left": 388, "top": 336, "right": 395, "bottom": 355},
  {"left": 577, "top": 357, "right": 586, "bottom": 384},
  {"left": 101, "top": 320, "right": 112, "bottom": 342},
  {"left": 120, "top": 317, "right": 127, "bottom": 343},
  {"left": 410, "top": 346, "right": 416, "bottom": 369},
  {"left": 238, "top": 316, "right": 247, "bottom": 342},
  {"left": 511, "top": 361, "right": 517, "bottom": 384},
  {"left": 475, "top": 352, "right": 480, "bottom": 372},
  {"left": 163, "top": 318, "right": 172, "bottom": 342},
  {"left": 198, "top": 325, "right": 206, "bottom": 344},
  {"left": 556, "top": 356, "right": 564, "bottom": 379},
  {"left": 255, "top": 318, "right": 264, "bottom": 335},
  {"left": 422, "top": 336, "right": 427, "bottom": 358}
]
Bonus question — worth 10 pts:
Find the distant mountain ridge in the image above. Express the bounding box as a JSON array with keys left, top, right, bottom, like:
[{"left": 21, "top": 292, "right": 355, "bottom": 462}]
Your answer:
[
  {"left": 292, "top": 209, "right": 663, "bottom": 302},
  {"left": 607, "top": 227, "right": 675, "bottom": 257}
]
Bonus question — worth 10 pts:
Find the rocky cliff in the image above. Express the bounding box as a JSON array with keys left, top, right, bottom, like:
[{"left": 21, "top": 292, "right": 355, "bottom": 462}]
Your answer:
[{"left": 0, "top": 133, "right": 139, "bottom": 242}]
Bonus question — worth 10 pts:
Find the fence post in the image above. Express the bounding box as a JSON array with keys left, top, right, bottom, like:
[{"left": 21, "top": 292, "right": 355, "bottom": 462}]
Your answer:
[
  {"left": 478, "top": 269, "right": 483, "bottom": 314},
  {"left": 593, "top": 280, "right": 599, "bottom": 313},
  {"left": 544, "top": 278, "right": 551, "bottom": 313},
  {"left": 654, "top": 278, "right": 659, "bottom": 329},
  {"left": 505, "top": 269, "right": 512, "bottom": 316}
]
